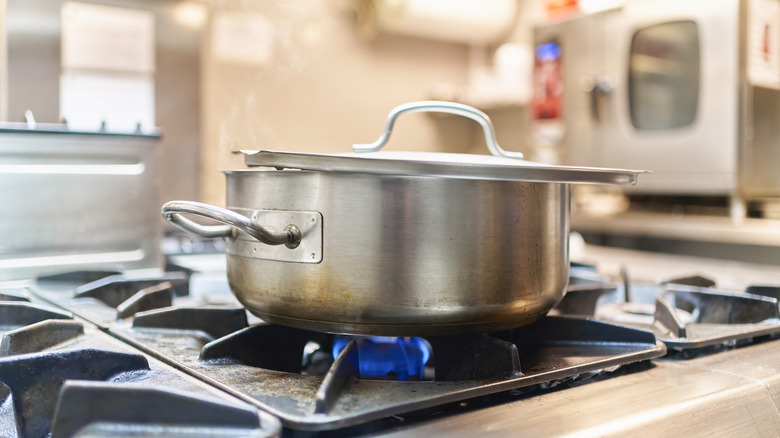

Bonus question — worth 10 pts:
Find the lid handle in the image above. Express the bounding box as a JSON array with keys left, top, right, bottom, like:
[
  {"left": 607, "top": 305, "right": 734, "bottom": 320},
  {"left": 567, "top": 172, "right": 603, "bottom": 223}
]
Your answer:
[{"left": 352, "top": 101, "right": 523, "bottom": 159}]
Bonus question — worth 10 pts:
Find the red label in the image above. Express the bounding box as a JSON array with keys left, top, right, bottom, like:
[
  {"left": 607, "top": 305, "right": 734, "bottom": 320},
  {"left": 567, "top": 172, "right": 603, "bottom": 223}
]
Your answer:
[{"left": 532, "top": 42, "right": 563, "bottom": 120}]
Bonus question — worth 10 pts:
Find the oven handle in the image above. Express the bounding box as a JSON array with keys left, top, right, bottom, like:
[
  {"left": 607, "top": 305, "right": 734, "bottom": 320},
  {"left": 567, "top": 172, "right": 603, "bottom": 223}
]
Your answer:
[
  {"left": 352, "top": 100, "right": 524, "bottom": 159},
  {"left": 583, "top": 76, "right": 614, "bottom": 122},
  {"left": 161, "top": 200, "right": 302, "bottom": 249}
]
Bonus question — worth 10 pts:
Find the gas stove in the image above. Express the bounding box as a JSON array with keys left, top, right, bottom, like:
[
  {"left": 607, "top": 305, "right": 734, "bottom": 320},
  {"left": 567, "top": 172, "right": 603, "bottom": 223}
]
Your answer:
[{"left": 2, "top": 246, "right": 780, "bottom": 436}]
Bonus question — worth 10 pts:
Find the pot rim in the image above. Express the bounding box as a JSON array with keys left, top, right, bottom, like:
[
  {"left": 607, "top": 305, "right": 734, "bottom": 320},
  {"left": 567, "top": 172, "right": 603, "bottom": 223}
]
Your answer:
[{"left": 235, "top": 149, "right": 645, "bottom": 185}]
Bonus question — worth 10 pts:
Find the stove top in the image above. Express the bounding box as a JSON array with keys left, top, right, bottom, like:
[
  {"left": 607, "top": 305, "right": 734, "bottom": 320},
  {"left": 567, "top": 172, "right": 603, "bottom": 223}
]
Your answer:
[
  {"left": 20, "top": 267, "right": 664, "bottom": 432},
  {"left": 372, "top": 338, "right": 780, "bottom": 437},
  {"left": 558, "top": 248, "right": 780, "bottom": 351},
  {"left": 0, "top": 296, "right": 281, "bottom": 437},
  {"left": 2, "top": 247, "right": 780, "bottom": 436}
]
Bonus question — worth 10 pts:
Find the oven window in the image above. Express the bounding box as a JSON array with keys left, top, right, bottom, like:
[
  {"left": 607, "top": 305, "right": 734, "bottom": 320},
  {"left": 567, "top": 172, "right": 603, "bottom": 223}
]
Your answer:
[{"left": 629, "top": 21, "right": 700, "bottom": 130}]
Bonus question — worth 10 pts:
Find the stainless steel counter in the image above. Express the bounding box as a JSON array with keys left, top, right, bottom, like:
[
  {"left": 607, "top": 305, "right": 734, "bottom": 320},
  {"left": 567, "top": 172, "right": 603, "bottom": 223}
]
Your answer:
[
  {"left": 366, "top": 243, "right": 780, "bottom": 437},
  {"left": 5, "top": 246, "right": 780, "bottom": 436},
  {"left": 575, "top": 244, "right": 780, "bottom": 290},
  {"left": 572, "top": 211, "right": 780, "bottom": 264},
  {"left": 574, "top": 211, "right": 780, "bottom": 246},
  {"left": 374, "top": 338, "right": 780, "bottom": 437}
]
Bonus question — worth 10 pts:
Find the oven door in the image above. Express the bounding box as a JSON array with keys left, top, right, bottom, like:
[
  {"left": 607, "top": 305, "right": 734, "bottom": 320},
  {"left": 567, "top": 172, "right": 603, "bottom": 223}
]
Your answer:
[
  {"left": 598, "top": 0, "right": 740, "bottom": 194},
  {"left": 532, "top": 9, "right": 618, "bottom": 169}
]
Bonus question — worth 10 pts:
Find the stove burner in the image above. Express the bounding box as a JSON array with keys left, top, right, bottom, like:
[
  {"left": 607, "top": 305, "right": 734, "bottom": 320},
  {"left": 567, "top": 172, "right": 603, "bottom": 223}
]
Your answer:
[
  {"left": 25, "top": 267, "right": 665, "bottom": 431},
  {"left": 557, "top": 269, "right": 780, "bottom": 350},
  {"left": 0, "top": 298, "right": 281, "bottom": 437},
  {"left": 331, "top": 336, "right": 431, "bottom": 381}
]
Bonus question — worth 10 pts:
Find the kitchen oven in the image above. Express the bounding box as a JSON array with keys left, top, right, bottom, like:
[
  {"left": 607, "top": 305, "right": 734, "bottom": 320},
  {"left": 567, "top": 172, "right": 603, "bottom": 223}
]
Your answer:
[{"left": 533, "top": 0, "right": 780, "bottom": 214}]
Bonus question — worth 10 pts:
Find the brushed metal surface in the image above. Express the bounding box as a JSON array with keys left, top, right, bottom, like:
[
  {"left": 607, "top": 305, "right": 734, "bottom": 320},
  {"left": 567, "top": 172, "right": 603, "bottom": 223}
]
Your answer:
[
  {"left": 222, "top": 169, "right": 570, "bottom": 335},
  {"left": 534, "top": 0, "right": 749, "bottom": 195},
  {"left": 374, "top": 341, "right": 780, "bottom": 437},
  {"left": 243, "top": 100, "right": 641, "bottom": 185},
  {"left": 162, "top": 202, "right": 323, "bottom": 262},
  {"left": 228, "top": 209, "right": 322, "bottom": 264},
  {"left": 742, "top": 86, "right": 780, "bottom": 197},
  {"left": 243, "top": 150, "right": 641, "bottom": 185},
  {"left": 162, "top": 203, "right": 324, "bottom": 263},
  {"left": 0, "top": 131, "right": 162, "bottom": 280},
  {"left": 351, "top": 101, "right": 524, "bottom": 159},
  {"left": 103, "top": 316, "right": 664, "bottom": 431},
  {"left": 740, "top": 0, "right": 780, "bottom": 198},
  {"left": 677, "top": 336, "right": 780, "bottom": 411}
]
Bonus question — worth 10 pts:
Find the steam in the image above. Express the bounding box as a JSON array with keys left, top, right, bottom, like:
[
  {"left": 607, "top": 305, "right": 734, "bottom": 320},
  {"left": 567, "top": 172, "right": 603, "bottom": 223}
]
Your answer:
[{"left": 212, "top": 0, "right": 329, "bottom": 154}]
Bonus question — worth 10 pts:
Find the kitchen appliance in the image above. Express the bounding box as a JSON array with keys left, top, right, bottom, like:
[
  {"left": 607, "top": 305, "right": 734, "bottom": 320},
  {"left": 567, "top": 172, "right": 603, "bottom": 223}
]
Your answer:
[
  {"left": 3, "top": 244, "right": 780, "bottom": 435},
  {"left": 0, "top": 124, "right": 162, "bottom": 281},
  {"left": 533, "top": 0, "right": 780, "bottom": 215},
  {"left": 161, "top": 101, "right": 642, "bottom": 336},
  {"left": 19, "top": 269, "right": 667, "bottom": 432},
  {"left": 3, "top": 104, "right": 780, "bottom": 436}
]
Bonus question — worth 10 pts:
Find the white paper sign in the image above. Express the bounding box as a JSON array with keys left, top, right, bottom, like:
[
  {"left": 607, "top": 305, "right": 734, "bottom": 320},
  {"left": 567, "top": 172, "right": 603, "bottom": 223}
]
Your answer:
[
  {"left": 212, "top": 11, "right": 275, "bottom": 66},
  {"left": 748, "top": 0, "right": 780, "bottom": 89},
  {"left": 61, "top": 2, "right": 155, "bottom": 74},
  {"left": 60, "top": 71, "right": 155, "bottom": 133}
]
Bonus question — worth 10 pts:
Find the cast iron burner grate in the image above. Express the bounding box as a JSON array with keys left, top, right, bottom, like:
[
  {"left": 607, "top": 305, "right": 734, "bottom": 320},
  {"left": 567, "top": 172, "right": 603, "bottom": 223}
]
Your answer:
[
  {"left": 117, "top": 314, "right": 666, "bottom": 430},
  {"left": 0, "top": 291, "right": 280, "bottom": 437},
  {"left": 555, "top": 268, "right": 780, "bottom": 351},
  {"left": 27, "top": 269, "right": 665, "bottom": 431}
]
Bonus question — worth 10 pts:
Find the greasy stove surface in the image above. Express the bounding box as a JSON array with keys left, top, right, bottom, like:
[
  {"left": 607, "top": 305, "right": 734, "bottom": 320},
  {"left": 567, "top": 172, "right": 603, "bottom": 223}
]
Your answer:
[
  {"left": 3, "top": 246, "right": 780, "bottom": 436},
  {"left": 560, "top": 246, "right": 780, "bottom": 350},
  {"left": 23, "top": 268, "right": 664, "bottom": 432},
  {"left": 370, "top": 337, "right": 780, "bottom": 437},
  {"left": 110, "top": 317, "right": 664, "bottom": 430},
  {"left": 0, "top": 294, "right": 281, "bottom": 437}
]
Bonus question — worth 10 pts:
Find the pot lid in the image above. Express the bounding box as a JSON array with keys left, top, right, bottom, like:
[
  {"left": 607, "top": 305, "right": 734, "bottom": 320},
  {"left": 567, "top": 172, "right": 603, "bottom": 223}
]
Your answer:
[
  {"left": 240, "top": 101, "right": 645, "bottom": 185},
  {"left": 241, "top": 149, "right": 643, "bottom": 185}
]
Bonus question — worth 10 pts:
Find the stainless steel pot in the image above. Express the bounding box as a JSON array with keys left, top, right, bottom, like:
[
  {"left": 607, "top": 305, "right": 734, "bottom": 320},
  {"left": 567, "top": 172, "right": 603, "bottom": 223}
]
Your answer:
[{"left": 162, "top": 101, "right": 641, "bottom": 336}]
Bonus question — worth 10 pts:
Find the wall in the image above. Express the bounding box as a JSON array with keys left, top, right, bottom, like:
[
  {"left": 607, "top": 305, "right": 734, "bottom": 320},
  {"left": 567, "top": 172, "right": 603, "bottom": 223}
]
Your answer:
[
  {"left": 200, "top": 0, "right": 506, "bottom": 205},
  {"left": 3, "top": 0, "right": 537, "bottom": 209}
]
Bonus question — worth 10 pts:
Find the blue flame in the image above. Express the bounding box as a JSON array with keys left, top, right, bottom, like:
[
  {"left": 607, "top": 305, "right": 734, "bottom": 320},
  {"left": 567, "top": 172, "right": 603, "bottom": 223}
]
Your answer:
[{"left": 332, "top": 336, "right": 431, "bottom": 381}]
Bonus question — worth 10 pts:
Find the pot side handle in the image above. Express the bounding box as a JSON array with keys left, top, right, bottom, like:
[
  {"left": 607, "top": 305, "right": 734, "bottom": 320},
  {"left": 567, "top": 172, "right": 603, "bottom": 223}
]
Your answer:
[
  {"left": 352, "top": 100, "right": 524, "bottom": 159},
  {"left": 161, "top": 200, "right": 302, "bottom": 249}
]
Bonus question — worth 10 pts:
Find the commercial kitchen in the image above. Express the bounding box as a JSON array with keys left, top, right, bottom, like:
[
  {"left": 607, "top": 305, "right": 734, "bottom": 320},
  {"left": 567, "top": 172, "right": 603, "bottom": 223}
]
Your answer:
[{"left": 3, "top": 0, "right": 780, "bottom": 436}]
